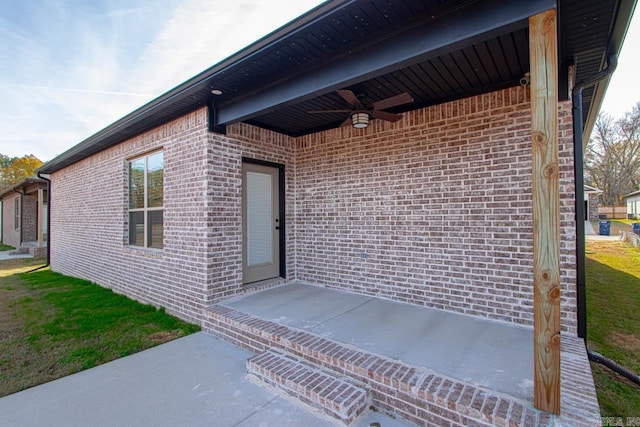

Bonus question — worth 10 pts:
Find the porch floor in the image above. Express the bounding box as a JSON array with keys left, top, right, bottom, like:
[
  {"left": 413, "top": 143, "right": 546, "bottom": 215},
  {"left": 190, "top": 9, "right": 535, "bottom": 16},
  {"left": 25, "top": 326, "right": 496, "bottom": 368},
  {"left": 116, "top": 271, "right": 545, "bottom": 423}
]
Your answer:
[
  {"left": 224, "top": 282, "right": 533, "bottom": 400},
  {"left": 206, "top": 282, "right": 601, "bottom": 426}
]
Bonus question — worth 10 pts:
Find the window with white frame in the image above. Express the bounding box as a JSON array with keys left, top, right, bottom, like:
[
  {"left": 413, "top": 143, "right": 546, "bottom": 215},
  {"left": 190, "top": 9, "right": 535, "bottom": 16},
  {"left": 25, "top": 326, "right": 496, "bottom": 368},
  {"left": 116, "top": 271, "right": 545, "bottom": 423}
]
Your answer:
[{"left": 128, "top": 151, "right": 163, "bottom": 249}]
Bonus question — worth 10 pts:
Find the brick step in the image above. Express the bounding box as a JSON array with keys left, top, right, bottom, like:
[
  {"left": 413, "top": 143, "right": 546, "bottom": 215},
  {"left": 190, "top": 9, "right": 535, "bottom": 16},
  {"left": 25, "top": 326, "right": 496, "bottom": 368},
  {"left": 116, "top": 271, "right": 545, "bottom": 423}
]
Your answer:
[
  {"left": 203, "top": 304, "right": 553, "bottom": 426},
  {"left": 247, "top": 350, "right": 371, "bottom": 425}
]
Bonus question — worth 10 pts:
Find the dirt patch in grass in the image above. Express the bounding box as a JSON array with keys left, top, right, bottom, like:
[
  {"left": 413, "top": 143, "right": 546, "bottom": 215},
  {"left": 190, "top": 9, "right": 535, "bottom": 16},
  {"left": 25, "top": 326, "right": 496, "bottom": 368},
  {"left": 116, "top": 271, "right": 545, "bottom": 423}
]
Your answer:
[
  {"left": 148, "top": 330, "right": 184, "bottom": 344},
  {"left": 0, "top": 258, "right": 199, "bottom": 398},
  {"left": 0, "top": 257, "right": 47, "bottom": 277},
  {"left": 608, "top": 332, "right": 640, "bottom": 353}
]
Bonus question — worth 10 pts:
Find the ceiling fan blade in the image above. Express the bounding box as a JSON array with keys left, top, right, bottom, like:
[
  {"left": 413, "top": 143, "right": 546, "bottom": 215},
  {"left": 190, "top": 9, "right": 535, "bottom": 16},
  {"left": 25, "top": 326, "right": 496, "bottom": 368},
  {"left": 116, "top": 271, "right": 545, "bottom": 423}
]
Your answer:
[
  {"left": 340, "top": 116, "right": 353, "bottom": 127},
  {"left": 337, "top": 89, "right": 363, "bottom": 108},
  {"left": 371, "top": 92, "right": 413, "bottom": 111},
  {"left": 371, "top": 110, "right": 401, "bottom": 122},
  {"left": 308, "top": 109, "right": 352, "bottom": 114}
]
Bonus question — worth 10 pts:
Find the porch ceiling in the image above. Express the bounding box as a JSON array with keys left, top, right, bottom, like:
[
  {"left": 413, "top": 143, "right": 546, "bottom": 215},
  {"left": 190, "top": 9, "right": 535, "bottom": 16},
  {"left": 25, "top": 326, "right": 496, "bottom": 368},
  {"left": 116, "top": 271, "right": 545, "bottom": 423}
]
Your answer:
[{"left": 39, "top": 0, "right": 636, "bottom": 174}]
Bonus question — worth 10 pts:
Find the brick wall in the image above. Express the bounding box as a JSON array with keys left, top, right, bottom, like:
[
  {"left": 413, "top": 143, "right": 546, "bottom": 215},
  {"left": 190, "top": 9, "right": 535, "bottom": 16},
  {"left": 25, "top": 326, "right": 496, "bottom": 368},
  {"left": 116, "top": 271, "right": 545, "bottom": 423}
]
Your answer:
[
  {"left": 49, "top": 86, "right": 577, "bottom": 334},
  {"left": 1, "top": 194, "right": 20, "bottom": 248},
  {"left": 295, "top": 87, "right": 577, "bottom": 333},
  {"left": 20, "top": 193, "right": 38, "bottom": 242},
  {"left": 51, "top": 109, "right": 213, "bottom": 323},
  {"left": 49, "top": 108, "right": 296, "bottom": 323},
  {"left": 202, "top": 123, "right": 296, "bottom": 304}
]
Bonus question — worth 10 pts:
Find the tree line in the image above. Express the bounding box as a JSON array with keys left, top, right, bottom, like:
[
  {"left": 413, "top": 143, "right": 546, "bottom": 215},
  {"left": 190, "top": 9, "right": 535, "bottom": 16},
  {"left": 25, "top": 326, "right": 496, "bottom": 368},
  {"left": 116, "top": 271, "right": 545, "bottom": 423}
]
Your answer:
[
  {"left": 585, "top": 101, "right": 640, "bottom": 206},
  {"left": 0, "top": 154, "right": 44, "bottom": 190}
]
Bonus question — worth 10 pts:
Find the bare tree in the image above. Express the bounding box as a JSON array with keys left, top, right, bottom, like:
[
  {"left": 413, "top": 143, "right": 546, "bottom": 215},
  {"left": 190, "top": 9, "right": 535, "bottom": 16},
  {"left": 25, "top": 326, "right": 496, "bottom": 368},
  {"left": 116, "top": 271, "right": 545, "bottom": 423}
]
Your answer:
[{"left": 585, "top": 102, "right": 640, "bottom": 205}]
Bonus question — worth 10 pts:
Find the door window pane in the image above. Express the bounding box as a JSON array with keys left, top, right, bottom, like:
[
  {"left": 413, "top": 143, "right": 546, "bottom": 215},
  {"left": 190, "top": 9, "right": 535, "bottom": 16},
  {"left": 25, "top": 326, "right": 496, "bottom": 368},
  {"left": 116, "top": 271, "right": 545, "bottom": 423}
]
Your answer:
[{"left": 246, "top": 172, "right": 272, "bottom": 266}]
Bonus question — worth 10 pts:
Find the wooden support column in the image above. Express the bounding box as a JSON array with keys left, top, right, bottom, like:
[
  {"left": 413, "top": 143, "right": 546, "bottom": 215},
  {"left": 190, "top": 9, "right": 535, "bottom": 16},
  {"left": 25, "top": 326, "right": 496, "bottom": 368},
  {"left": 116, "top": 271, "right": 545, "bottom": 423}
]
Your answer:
[{"left": 530, "top": 9, "right": 561, "bottom": 415}]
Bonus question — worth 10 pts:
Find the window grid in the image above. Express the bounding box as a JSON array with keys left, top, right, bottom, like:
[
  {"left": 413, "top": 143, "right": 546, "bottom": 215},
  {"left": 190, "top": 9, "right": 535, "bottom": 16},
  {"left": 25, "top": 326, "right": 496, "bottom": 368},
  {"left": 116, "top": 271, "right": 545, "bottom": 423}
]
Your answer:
[{"left": 128, "top": 151, "right": 163, "bottom": 249}]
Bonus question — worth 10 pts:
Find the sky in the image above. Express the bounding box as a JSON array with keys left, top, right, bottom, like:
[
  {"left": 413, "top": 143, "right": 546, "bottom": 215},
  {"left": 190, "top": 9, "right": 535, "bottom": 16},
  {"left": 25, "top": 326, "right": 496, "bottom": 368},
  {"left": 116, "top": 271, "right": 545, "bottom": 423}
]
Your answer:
[{"left": 0, "top": 1, "right": 638, "bottom": 163}]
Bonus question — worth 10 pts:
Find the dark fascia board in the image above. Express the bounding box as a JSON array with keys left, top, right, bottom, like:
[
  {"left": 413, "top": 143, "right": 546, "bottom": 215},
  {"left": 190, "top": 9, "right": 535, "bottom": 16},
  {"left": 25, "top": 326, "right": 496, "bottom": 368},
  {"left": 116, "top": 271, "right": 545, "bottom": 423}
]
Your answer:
[
  {"left": 38, "top": 0, "right": 353, "bottom": 174},
  {"left": 216, "top": 0, "right": 556, "bottom": 125},
  {"left": 0, "top": 177, "right": 47, "bottom": 199},
  {"left": 581, "top": 0, "right": 637, "bottom": 146}
]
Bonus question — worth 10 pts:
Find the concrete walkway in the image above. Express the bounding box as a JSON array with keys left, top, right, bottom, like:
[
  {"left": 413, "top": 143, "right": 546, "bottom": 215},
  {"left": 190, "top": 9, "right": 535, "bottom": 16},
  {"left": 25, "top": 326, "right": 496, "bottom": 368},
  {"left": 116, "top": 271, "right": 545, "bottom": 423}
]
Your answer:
[
  {"left": 0, "top": 333, "right": 408, "bottom": 427},
  {"left": 585, "top": 220, "right": 623, "bottom": 241},
  {"left": 0, "top": 251, "right": 33, "bottom": 261}
]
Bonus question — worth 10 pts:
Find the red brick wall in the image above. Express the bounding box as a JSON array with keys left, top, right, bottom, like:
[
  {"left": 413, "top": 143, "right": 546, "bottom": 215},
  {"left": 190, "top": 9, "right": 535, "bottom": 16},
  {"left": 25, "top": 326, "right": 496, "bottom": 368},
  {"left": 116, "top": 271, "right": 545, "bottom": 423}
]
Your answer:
[
  {"left": 20, "top": 194, "right": 38, "bottom": 242},
  {"left": 295, "top": 86, "right": 577, "bottom": 333}
]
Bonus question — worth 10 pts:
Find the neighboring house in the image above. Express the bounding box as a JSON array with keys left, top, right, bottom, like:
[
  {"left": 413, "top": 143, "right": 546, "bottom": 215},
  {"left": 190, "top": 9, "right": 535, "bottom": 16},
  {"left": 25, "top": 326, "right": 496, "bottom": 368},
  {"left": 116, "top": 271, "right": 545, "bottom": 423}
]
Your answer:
[
  {"left": 0, "top": 177, "right": 48, "bottom": 256},
  {"left": 624, "top": 189, "right": 640, "bottom": 219},
  {"left": 37, "top": 1, "right": 635, "bottom": 425},
  {"left": 584, "top": 185, "right": 603, "bottom": 221}
]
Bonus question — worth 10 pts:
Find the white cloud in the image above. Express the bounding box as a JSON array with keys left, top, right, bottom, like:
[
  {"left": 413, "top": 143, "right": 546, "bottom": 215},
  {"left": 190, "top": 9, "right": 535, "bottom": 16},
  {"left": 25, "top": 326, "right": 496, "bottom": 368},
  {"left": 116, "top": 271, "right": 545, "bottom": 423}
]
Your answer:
[
  {"left": 0, "top": 0, "right": 323, "bottom": 162},
  {"left": 7, "top": 0, "right": 634, "bottom": 163},
  {"left": 600, "top": 8, "right": 640, "bottom": 118},
  {"left": 129, "top": 0, "right": 323, "bottom": 97}
]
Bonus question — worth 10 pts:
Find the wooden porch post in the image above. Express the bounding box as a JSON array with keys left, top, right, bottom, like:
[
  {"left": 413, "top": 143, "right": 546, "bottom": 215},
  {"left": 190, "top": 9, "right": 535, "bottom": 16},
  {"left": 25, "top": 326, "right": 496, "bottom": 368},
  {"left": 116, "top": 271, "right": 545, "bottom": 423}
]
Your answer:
[{"left": 530, "top": 9, "right": 561, "bottom": 415}]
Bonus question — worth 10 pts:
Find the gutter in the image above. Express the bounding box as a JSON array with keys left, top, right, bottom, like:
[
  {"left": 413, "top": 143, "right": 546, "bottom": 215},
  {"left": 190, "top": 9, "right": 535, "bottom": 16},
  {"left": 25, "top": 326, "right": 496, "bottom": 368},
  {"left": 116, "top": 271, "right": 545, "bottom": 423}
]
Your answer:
[
  {"left": 572, "top": 54, "right": 617, "bottom": 340},
  {"left": 27, "top": 172, "right": 51, "bottom": 273}
]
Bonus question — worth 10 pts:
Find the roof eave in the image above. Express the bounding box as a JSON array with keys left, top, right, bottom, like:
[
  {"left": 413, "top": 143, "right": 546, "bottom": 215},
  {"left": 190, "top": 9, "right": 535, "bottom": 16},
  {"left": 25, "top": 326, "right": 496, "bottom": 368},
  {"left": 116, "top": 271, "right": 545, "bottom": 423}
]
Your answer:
[
  {"left": 38, "top": 0, "right": 350, "bottom": 174},
  {"left": 0, "top": 177, "right": 47, "bottom": 199},
  {"left": 581, "top": 0, "right": 637, "bottom": 147}
]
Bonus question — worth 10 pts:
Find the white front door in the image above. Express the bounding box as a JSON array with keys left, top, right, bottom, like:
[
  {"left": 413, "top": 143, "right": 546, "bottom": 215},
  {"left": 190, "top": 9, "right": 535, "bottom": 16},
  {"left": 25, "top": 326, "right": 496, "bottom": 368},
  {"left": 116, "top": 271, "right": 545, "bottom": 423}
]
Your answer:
[{"left": 242, "top": 162, "right": 280, "bottom": 283}]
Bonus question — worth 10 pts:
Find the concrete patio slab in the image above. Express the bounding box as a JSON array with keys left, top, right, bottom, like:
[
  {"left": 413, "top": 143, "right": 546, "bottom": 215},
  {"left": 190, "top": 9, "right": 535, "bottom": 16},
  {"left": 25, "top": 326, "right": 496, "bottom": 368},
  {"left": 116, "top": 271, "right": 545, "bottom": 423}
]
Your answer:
[
  {"left": 224, "top": 283, "right": 534, "bottom": 401},
  {"left": 0, "top": 332, "right": 408, "bottom": 427}
]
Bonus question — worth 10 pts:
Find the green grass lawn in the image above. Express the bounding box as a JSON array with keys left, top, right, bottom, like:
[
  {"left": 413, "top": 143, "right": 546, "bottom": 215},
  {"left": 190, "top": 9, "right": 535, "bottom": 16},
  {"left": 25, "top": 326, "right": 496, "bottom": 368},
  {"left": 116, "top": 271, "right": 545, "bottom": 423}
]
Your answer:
[
  {"left": 586, "top": 240, "right": 640, "bottom": 417},
  {"left": 0, "top": 243, "right": 15, "bottom": 251},
  {"left": 0, "top": 258, "right": 200, "bottom": 397}
]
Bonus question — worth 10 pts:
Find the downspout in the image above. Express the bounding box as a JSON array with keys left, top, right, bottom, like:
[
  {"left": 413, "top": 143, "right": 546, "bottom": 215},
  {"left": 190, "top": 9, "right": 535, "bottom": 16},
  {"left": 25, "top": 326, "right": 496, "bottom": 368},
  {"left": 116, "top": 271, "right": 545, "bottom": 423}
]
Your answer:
[
  {"left": 28, "top": 172, "right": 50, "bottom": 273},
  {"left": 572, "top": 54, "right": 617, "bottom": 340},
  {"left": 572, "top": 55, "right": 640, "bottom": 387},
  {"left": 588, "top": 351, "right": 640, "bottom": 387},
  {"left": 15, "top": 189, "right": 24, "bottom": 245}
]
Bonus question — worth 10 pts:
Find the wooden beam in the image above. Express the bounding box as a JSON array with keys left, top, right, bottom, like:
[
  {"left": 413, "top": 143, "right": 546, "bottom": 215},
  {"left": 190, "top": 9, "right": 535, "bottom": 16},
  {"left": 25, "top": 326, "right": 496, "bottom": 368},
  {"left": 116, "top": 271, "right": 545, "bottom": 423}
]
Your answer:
[{"left": 530, "top": 9, "right": 561, "bottom": 415}]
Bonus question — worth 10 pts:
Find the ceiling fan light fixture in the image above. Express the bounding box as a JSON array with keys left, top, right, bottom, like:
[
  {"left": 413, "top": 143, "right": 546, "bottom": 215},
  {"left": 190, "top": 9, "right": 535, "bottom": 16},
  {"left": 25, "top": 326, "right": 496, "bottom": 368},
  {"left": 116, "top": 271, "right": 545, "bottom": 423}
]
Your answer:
[{"left": 351, "top": 112, "right": 369, "bottom": 128}]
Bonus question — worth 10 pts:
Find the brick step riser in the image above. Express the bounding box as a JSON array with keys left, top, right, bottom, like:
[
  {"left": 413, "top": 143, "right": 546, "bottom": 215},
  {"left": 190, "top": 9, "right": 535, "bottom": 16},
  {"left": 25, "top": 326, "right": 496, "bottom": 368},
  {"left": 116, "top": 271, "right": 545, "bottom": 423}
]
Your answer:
[
  {"left": 203, "top": 305, "right": 551, "bottom": 427},
  {"left": 247, "top": 350, "right": 371, "bottom": 426}
]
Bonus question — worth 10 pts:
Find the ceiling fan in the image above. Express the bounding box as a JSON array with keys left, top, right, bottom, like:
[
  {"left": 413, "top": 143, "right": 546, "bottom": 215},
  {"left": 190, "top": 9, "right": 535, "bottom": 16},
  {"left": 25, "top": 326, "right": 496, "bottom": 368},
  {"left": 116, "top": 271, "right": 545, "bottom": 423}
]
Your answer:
[{"left": 308, "top": 89, "right": 414, "bottom": 129}]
